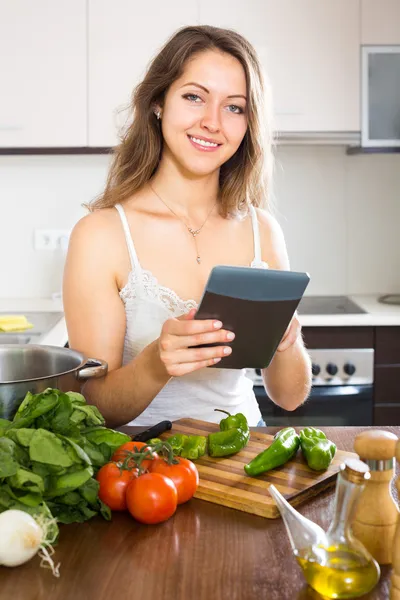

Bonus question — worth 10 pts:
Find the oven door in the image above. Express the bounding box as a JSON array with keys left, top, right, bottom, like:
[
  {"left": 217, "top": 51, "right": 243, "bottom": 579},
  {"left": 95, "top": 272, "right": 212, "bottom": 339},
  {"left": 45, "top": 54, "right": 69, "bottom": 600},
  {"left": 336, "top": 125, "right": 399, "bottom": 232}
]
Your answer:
[{"left": 255, "top": 384, "right": 373, "bottom": 427}]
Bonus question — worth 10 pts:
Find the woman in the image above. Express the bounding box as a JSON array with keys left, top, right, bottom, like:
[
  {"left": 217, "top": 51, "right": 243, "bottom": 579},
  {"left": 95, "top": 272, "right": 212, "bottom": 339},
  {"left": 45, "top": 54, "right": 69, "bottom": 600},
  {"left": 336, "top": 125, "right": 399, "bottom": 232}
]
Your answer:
[{"left": 63, "top": 25, "right": 312, "bottom": 428}]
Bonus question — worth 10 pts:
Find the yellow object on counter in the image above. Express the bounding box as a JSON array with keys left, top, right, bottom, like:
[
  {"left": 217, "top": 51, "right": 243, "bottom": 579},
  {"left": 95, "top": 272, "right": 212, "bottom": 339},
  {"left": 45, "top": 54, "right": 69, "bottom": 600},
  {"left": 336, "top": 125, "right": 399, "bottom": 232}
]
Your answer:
[{"left": 0, "top": 315, "right": 34, "bottom": 332}]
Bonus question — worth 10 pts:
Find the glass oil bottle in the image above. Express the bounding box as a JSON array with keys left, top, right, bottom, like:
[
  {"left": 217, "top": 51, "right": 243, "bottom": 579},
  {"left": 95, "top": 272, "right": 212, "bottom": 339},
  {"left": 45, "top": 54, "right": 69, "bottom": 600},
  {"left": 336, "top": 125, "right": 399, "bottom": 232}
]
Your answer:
[{"left": 269, "top": 458, "right": 380, "bottom": 599}]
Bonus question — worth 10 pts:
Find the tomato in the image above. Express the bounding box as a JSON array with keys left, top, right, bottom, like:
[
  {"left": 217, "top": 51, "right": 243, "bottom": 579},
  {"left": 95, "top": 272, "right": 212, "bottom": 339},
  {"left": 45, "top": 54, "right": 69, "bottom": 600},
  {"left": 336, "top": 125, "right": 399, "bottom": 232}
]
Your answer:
[
  {"left": 96, "top": 462, "right": 138, "bottom": 511},
  {"left": 126, "top": 473, "right": 178, "bottom": 524},
  {"left": 149, "top": 457, "right": 199, "bottom": 504},
  {"left": 112, "top": 441, "right": 159, "bottom": 471}
]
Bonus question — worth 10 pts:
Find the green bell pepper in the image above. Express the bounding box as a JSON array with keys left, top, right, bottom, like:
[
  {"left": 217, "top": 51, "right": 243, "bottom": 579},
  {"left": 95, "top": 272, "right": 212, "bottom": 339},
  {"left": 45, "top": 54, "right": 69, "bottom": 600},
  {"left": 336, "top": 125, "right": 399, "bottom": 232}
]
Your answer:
[
  {"left": 299, "top": 427, "right": 336, "bottom": 471},
  {"left": 208, "top": 410, "right": 250, "bottom": 457},
  {"left": 166, "top": 434, "right": 207, "bottom": 460},
  {"left": 244, "top": 427, "right": 300, "bottom": 476}
]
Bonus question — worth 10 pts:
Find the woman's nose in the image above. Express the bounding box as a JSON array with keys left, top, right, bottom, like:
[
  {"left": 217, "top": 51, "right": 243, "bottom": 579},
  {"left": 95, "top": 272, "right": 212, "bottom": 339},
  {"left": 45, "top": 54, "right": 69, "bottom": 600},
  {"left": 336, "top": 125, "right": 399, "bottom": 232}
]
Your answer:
[{"left": 200, "top": 104, "right": 221, "bottom": 133}]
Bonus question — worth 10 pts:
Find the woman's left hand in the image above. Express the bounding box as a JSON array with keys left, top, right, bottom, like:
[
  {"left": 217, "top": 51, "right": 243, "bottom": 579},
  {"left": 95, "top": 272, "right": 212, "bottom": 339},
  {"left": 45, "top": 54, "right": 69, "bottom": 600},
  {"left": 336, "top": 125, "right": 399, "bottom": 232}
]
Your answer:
[{"left": 277, "top": 313, "right": 302, "bottom": 352}]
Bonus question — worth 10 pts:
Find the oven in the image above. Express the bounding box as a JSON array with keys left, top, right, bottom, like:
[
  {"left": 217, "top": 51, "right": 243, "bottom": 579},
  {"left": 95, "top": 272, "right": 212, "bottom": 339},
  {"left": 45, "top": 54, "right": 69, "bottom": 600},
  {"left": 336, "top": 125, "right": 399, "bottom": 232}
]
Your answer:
[{"left": 248, "top": 348, "right": 374, "bottom": 427}]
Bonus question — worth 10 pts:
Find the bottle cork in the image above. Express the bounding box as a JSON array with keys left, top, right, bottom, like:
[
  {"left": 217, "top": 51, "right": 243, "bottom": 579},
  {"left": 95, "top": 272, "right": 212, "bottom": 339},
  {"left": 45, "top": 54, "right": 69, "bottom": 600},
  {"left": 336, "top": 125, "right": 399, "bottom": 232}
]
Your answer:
[
  {"left": 390, "top": 439, "right": 400, "bottom": 599},
  {"left": 352, "top": 430, "right": 398, "bottom": 565}
]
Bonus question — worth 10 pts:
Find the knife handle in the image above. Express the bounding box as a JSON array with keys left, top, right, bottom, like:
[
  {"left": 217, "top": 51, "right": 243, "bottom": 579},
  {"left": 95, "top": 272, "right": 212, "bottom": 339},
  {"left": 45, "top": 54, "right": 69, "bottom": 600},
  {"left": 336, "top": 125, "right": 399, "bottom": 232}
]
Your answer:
[{"left": 132, "top": 420, "right": 173, "bottom": 442}]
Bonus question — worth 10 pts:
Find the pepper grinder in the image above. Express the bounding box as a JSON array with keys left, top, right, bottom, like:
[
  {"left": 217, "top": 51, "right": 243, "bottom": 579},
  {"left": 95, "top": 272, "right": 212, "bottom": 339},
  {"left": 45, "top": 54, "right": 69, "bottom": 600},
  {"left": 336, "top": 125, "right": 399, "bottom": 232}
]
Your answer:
[
  {"left": 391, "top": 439, "right": 400, "bottom": 599},
  {"left": 352, "top": 429, "right": 398, "bottom": 565}
]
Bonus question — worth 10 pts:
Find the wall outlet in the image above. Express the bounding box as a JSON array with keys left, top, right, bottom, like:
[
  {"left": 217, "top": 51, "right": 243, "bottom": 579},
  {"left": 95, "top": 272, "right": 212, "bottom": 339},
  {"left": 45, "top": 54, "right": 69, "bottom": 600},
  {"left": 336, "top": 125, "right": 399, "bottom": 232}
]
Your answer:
[{"left": 34, "top": 229, "right": 71, "bottom": 251}]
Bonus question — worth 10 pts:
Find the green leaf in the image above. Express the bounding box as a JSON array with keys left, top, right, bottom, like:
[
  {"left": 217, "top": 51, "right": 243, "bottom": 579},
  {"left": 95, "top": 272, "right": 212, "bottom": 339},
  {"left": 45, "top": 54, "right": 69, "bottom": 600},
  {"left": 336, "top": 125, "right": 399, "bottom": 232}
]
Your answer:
[
  {"left": 71, "top": 404, "right": 105, "bottom": 427},
  {"left": 0, "top": 419, "right": 11, "bottom": 436},
  {"left": 66, "top": 391, "right": 87, "bottom": 405},
  {"left": 8, "top": 467, "right": 45, "bottom": 494},
  {"left": 0, "top": 437, "right": 19, "bottom": 477},
  {"left": 12, "top": 428, "right": 35, "bottom": 447},
  {"left": 11, "top": 389, "right": 60, "bottom": 429},
  {"left": 29, "top": 429, "right": 75, "bottom": 467},
  {"left": 46, "top": 465, "right": 94, "bottom": 498},
  {"left": 79, "top": 478, "right": 100, "bottom": 505},
  {"left": 84, "top": 427, "right": 130, "bottom": 452}
]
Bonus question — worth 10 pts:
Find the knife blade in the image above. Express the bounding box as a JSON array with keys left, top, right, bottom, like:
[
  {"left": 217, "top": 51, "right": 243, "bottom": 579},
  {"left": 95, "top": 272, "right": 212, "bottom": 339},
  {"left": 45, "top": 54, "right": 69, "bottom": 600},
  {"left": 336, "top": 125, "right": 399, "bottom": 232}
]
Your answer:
[{"left": 131, "top": 420, "right": 172, "bottom": 442}]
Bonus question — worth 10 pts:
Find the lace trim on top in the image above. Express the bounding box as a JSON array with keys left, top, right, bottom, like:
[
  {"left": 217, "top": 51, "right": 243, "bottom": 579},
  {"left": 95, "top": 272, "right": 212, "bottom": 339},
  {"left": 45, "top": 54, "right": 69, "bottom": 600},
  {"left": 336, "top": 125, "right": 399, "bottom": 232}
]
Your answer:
[
  {"left": 120, "top": 268, "right": 199, "bottom": 314},
  {"left": 119, "top": 259, "right": 269, "bottom": 315}
]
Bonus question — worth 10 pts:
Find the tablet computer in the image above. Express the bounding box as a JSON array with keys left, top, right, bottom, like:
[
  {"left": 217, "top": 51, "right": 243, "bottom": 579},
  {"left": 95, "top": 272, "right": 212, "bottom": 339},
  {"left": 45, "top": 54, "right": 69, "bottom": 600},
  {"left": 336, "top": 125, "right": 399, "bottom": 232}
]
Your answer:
[{"left": 194, "top": 265, "right": 310, "bottom": 370}]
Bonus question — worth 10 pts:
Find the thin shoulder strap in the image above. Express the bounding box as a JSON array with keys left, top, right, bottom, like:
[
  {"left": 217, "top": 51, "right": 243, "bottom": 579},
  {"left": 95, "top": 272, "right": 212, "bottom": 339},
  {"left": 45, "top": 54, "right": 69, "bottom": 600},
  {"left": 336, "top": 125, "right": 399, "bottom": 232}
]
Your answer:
[
  {"left": 249, "top": 205, "right": 262, "bottom": 264},
  {"left": 115, "top": 203, "right": 142, "bottom": 274}
]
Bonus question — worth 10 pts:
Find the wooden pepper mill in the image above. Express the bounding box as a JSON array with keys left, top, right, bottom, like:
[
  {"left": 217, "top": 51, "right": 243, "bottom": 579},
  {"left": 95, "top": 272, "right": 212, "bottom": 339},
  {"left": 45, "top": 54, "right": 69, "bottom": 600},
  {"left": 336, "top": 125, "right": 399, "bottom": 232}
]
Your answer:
[
  {"left": 391, "top": 439, "right": 400, "bottom": 599},
  {"left": 352, "top": 429, "right": 398, "bottom": 565}
]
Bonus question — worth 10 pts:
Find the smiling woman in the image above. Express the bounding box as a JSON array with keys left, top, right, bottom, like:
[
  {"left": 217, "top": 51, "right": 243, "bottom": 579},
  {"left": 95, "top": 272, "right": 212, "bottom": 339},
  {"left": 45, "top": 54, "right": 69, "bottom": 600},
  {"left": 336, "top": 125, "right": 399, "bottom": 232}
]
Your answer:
[{"left": 63, "top": 25, "right": 312, "bottom": 428}]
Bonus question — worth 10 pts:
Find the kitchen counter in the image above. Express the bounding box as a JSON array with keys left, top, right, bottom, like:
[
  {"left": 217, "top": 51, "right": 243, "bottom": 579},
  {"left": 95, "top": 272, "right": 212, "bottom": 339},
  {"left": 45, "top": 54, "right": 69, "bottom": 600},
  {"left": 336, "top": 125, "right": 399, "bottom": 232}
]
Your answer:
[
  {"left": 0, "top": 426, "right": 398, "bottom": 600},
  {"left": 1, "top": 294, "right": 400, "bottom": 349}
]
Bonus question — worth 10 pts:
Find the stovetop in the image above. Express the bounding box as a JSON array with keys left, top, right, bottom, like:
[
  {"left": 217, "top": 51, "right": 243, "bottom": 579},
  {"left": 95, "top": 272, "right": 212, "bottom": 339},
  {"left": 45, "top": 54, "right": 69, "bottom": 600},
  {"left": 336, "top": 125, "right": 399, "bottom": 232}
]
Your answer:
[{"left": 297, "top": 296, "right": 366, "bottom": 315}]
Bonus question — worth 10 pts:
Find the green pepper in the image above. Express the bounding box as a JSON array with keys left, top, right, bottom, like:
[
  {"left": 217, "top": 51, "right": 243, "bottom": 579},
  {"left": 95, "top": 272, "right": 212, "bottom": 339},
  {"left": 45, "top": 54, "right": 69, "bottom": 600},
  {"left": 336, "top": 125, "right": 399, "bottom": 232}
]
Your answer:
[
  {"left": 299, "top": 427, "right": 336, "bottom": 471},
  {"left": 244, "top": 427, "right": 300, "bottom": 476},
  {"left": 208, "top": 410, "right": 250, "bottom": 457},
  {"left": 180, "top": 435, "right": 207, "bottom": 460},
  {"left": 166, "top": 434, "right": 207, "bottom": 460}
]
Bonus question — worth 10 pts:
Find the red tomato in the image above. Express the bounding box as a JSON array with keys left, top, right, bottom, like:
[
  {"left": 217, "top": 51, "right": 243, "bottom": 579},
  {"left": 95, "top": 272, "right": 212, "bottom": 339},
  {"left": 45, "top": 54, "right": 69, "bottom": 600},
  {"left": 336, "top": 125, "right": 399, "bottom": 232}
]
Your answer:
[
  {"left": 149, "top": 457, "right": 199, "bottom": 504},
  {"left": 112, "top": 441, "right": 159, "bottom": 471},
  {"left": 126, "top": 473, "right": 178, "bottom": 524},
  {"left": 96, "top": 462, "right": 138, "bottom": 511}
]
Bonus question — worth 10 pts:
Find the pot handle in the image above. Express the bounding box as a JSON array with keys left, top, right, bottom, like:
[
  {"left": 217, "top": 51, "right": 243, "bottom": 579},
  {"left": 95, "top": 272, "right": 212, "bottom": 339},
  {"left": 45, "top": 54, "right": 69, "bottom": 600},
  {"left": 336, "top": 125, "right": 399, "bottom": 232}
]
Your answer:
[{"left": 76, "top": 358, "right": 108, "bottom": 381}]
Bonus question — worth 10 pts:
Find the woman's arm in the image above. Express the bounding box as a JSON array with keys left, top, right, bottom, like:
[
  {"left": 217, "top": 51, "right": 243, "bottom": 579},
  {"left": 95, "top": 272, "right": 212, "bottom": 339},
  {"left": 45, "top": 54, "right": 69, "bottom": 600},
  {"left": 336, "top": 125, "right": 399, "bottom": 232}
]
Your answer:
[
  {"left": 256, "top": 209, "right": 312, "bottom": 411},
  {"left": 63, "top": 211, "right": 171, "bottom": 427},
  {"left": 63, "top": 210, "right": 233, "bottom": 427}
]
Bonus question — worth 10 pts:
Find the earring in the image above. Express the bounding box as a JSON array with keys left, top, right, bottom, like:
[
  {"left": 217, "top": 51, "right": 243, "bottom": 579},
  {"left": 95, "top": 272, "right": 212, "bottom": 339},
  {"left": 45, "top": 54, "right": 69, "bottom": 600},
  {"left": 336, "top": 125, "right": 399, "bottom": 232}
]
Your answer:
[{"left": 155, "top": 110, "right": 161, "bottom": 120}]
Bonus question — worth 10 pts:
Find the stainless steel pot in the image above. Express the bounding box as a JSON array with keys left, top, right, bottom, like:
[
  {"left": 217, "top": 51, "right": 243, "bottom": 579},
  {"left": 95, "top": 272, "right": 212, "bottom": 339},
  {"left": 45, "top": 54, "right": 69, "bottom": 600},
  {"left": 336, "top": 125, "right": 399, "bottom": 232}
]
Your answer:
[{"left": 0, "top": 344, "right": 107, "bottom": 419}]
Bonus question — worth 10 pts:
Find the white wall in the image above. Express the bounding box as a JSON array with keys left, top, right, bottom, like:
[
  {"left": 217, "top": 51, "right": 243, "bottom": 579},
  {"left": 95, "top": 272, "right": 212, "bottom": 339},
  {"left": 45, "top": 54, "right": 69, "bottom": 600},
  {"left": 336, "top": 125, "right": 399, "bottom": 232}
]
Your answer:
[{"left": 0, "top": 147, "right": 399, "bottom": 298}]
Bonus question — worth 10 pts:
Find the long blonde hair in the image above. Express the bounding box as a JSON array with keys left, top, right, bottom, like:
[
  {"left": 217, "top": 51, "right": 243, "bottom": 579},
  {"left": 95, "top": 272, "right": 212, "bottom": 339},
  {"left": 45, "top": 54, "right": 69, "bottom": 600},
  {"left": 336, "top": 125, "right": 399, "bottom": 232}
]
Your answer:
[{"left": 88, "top": 25, "right": 274, "bottom": 216}]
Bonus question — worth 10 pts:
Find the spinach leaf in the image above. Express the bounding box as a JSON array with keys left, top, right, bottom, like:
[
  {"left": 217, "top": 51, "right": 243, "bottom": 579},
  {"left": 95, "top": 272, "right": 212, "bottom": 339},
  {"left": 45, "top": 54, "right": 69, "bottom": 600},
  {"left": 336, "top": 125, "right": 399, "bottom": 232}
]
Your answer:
[
  {"left": 8, "top": 467, "right": 45, "bottom": 495},
  {"left": 29, "top": 429, "right": 75, "bottom": 467},
  {"left": 46, "top": 465, "right": 94, "bottom": 498},
  {"left": 0, "top": 437, "right": 20, "bottom": 477}
]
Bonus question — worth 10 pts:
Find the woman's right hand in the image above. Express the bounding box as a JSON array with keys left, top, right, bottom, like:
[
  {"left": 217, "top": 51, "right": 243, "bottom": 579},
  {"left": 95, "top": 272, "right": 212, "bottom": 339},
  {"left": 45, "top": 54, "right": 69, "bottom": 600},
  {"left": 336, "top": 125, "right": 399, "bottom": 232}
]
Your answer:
[{"left": 157, "top": 308, "right": 234, "bottom": 377}]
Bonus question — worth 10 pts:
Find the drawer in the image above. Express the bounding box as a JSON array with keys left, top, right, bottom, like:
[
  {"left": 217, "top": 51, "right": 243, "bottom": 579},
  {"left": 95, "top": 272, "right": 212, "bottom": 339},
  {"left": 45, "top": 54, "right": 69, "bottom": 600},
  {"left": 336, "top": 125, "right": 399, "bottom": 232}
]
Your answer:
[
  {"left": 303, "top": 327, "right": 374, "bottom": 349},
  {"left": 375, "top": 327, "right": 400, "bottom": 365},
  {"left": 374, "top": 366, "right": 400, "bottom": 404},
  {"left": 374, "top": 404, "right": 400, "bottom": 426}
]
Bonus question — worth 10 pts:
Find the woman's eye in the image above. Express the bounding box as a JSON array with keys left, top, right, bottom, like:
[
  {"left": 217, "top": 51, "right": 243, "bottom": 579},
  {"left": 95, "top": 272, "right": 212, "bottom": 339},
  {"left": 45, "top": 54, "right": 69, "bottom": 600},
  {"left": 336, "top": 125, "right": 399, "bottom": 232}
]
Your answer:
[
  {"left": 227, "top": 104, "right": 244, "bottom": 114},
  {"left": 183, "top": 93, "right": 202, "bottom": 103}
]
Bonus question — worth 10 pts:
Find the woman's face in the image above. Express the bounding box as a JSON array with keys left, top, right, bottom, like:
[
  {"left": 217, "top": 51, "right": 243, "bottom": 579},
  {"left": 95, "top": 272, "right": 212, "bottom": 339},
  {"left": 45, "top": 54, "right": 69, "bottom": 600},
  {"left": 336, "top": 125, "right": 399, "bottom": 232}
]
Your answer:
[{"left": 159, "top": 50, "right": 248, "bottom": 177}]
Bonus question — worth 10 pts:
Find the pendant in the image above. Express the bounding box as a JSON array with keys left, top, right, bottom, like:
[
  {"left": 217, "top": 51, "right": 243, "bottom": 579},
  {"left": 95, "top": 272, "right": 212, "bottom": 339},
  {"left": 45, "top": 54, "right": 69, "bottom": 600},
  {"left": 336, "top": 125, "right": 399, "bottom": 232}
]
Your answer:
[{"left": 196, "top": 256, "right": 201, "bottom": 264}]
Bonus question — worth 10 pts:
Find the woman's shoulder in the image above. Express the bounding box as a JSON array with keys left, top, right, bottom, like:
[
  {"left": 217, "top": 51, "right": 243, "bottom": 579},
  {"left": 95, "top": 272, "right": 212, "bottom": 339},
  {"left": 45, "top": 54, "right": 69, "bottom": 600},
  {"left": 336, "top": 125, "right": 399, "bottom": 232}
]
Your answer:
[
  {"left": 70, "top": 207, "right": 121, "bottom": 245},
  {"left": 252, "top": 206, "right": 290, "bottom": 270}
]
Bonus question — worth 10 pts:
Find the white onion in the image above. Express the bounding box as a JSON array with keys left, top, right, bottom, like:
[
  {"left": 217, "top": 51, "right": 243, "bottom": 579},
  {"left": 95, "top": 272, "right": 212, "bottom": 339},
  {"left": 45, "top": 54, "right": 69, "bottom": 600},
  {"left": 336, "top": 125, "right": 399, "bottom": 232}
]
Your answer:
[{"left": 0, "top": 509, "right": 43, "bottom": 567}]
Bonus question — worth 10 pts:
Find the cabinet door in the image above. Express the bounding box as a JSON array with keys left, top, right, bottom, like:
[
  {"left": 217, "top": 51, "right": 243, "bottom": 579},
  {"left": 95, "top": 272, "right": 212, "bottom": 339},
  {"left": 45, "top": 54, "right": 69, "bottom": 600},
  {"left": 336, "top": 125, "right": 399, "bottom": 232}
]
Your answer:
[
  {"left": 0, "top": 0, "right": 86, "bottom": 148},
  {"left": 88, "top": 0, "right": 199, "bottom": 147},
  {"left": 199, "top": 0, "right": 360, "bottom": 132},
  {"left": 362, "top": 0, "right": 400, "bottom": 44}
]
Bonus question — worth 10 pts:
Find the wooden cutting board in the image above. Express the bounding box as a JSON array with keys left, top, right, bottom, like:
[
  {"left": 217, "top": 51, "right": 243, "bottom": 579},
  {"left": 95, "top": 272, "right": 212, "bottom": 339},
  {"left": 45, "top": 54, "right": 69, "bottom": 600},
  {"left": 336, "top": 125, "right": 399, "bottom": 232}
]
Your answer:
[{"left": 160, "top": 418, "right": 357, "bottom": 519}]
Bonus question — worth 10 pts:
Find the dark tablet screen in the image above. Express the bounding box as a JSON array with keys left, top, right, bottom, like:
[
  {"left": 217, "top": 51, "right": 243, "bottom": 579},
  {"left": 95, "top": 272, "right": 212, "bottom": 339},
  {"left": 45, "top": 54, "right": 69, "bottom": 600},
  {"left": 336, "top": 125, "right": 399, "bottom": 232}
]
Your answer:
[{"left": 194, "top": 266, "right": 310, "bottom": 369}]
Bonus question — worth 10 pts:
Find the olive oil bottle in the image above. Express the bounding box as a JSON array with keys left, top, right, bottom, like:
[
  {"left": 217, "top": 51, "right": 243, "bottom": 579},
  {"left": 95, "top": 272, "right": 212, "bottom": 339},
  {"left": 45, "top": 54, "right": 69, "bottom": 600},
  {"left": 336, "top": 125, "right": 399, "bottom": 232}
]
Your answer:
[{"left": 269, "top": 458, "right": 380, "bottom": 599}]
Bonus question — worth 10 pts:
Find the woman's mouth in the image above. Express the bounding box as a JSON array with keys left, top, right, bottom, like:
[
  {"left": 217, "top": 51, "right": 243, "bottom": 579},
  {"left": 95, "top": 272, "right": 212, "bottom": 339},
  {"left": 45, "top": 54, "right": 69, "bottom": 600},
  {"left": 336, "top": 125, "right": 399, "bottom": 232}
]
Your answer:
[{"left": 187, "top": 135, "right": 222, "bottom": 152}]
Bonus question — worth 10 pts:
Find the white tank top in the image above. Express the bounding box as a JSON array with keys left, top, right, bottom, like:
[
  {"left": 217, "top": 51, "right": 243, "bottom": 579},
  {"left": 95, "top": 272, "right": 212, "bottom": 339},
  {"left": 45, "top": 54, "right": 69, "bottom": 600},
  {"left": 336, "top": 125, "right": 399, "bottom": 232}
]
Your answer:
[{"left": 115, "top": 203, "right": 268, "bottom": 427}]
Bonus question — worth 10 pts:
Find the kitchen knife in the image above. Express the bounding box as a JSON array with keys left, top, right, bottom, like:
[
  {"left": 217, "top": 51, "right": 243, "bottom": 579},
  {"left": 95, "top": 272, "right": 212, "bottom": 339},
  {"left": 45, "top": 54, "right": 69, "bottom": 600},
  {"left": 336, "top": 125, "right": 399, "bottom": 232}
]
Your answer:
[{"left": 131, "top": 420, "right": 172, "bottom": 442}]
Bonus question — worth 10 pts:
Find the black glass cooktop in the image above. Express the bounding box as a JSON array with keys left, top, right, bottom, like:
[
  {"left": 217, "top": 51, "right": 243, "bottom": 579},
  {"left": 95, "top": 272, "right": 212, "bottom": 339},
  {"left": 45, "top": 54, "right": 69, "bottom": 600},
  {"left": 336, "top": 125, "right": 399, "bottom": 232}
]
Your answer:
[{"left": 297, "top": 296, "right": 366, "bottom": 315}]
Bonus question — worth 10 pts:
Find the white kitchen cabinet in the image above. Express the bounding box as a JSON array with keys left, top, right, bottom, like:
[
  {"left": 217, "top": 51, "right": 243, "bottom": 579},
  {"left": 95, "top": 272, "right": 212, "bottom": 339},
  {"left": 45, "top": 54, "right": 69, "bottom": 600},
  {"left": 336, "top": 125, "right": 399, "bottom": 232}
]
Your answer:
[
  {"left": 199, "top": 0, "right": 360, "bottom": 132},
  {"left": 362, "top": 0, "right": 400, "bottom": 44},
  {"left": 0, "top": 0, "right": 86, "bottom": 148},
  {"left": 88, "top": 0, "right": 199, "bottom": 147}
]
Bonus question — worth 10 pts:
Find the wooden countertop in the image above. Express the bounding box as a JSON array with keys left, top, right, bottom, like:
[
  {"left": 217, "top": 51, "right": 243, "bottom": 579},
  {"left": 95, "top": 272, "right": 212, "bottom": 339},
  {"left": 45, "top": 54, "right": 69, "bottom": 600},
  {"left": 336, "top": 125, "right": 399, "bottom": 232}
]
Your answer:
[{"left": 1, "top": 426, "right": 399, "bottom": 600}]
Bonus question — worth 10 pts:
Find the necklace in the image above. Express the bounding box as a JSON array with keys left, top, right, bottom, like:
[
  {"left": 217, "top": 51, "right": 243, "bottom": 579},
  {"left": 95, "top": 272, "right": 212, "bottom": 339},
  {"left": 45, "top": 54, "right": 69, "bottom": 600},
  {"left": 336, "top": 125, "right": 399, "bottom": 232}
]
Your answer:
[{"left": 149, "top": 183, "right": 217, "bottom": 264}]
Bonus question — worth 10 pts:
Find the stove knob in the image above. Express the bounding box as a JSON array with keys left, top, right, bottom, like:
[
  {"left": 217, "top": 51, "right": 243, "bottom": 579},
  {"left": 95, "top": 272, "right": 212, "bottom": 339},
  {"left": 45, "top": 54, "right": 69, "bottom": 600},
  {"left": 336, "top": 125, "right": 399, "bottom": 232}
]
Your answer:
[
  {"left": 344, "top": 362, "right": 356, "bottom": 376},
  {"left": 326, "top": 363, "right": 338, "bottom": 376},
  {"left": 311, "top": 363, "right": 320, "bottom": 377}
]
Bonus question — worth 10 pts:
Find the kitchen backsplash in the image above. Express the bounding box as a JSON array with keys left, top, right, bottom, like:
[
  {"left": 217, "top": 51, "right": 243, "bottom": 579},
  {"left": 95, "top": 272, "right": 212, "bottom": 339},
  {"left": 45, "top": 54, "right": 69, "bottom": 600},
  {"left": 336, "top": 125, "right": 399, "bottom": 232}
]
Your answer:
[{"left": 0, "top": 146, "right": 399, "bottom": 299}]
